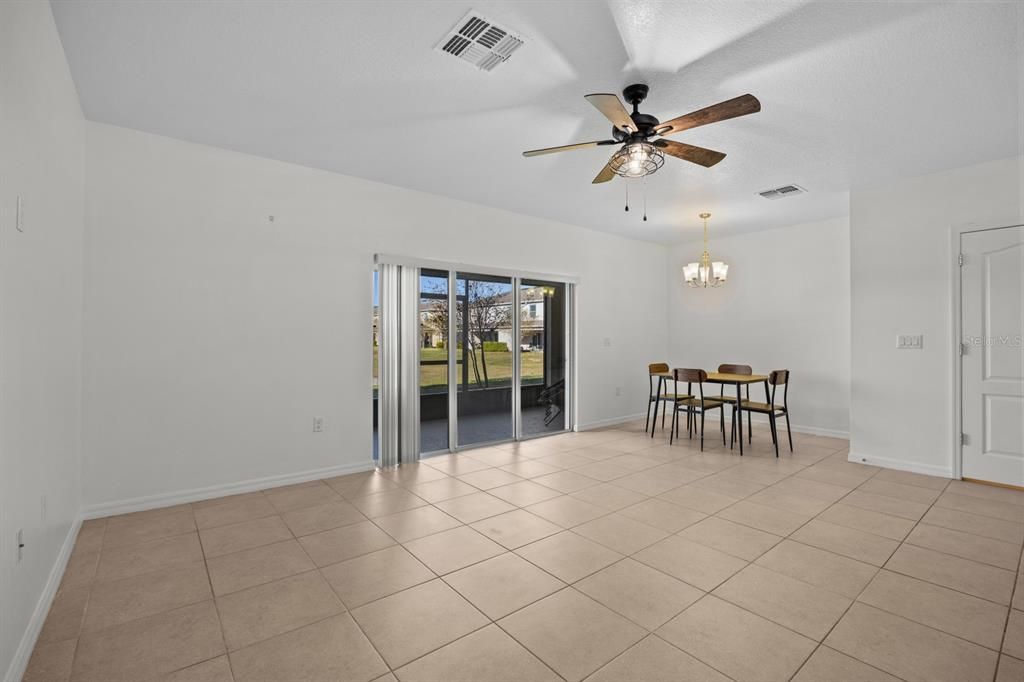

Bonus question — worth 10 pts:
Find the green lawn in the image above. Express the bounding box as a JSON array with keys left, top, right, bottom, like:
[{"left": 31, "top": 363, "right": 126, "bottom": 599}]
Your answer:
[{"left": 373, "top": 347, "right": 545, "bottom": 390}]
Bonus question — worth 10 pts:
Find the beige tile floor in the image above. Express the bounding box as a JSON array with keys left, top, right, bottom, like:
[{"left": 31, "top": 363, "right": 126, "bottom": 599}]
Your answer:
[{"left": 24, "top": 420, "right": 1024, "bottom": 682}]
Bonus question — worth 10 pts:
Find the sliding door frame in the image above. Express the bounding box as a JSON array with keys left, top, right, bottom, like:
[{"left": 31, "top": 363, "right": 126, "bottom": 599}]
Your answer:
[
  {"left": 514, "top": 279, "right": 576, "bottom": 442},
  {"left": 446, "top": 271, "right": 458, "bottom": 451},
  {"left": 376, "top": 254, "right": 578, "bottom": 458},
  {"left": 512, "top": 278, "right": 523, "bottom": 441}
]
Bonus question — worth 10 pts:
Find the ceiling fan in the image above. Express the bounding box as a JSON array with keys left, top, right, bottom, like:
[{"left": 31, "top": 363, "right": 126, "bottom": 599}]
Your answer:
[{"left": 522, "top": 84, "right": 760, "bottom": 183}]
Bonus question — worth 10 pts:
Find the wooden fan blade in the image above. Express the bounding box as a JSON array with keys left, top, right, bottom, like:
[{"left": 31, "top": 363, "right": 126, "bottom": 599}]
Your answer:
[
  {"left": 592, "top": 160, "right": 616, "bottom": 184},
  {"left": 584, "top": 94, "right": 636, "bottom": 133},
  {"left": 658, "top": 94, "right": 760, "bottom": 136},
  {"left": 522, "top": 140, "right": 617, "bottom": 157},
  {"left": 653, "top": 139, "right": 727, "bottom": 167}
]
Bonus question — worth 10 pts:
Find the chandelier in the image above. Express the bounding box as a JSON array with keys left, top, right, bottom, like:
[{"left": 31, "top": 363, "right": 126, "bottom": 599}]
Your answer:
[
  {"left": 683, "top": 212, "right": 729, "bottom": 287},
  {"left": 609, "top": 141, "right": 665, "bottom": 179}
]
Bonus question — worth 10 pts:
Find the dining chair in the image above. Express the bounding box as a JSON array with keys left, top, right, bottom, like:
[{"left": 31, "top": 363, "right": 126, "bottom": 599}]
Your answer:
[
  {"left": 738, "top": 369, "right": 793, "bottom": 457},
  {"left": 716, "top": 363, "right": 753, "bottom": 446},
  {"left": 669, "top": 368, "right": 725, "bottom": 451},
  {"left": 646, "top": 363, "right": 690, "bottom": 435}
]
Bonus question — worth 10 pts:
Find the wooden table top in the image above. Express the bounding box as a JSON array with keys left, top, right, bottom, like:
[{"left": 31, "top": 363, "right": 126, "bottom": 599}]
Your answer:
[
  {"left": 651, "top": 371, "right": 769, "bottom": 383},
  {"left": 707, "top": 372, "right": 770, "bottom": 384}
]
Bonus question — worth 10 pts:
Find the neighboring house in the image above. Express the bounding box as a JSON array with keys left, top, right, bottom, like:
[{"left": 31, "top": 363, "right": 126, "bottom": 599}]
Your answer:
[
  {"left": 373, "top": 286, "right": 552, "bottom": 350},
  {"left": 418, "top": 285, "right": 551, "bottom": 350}
]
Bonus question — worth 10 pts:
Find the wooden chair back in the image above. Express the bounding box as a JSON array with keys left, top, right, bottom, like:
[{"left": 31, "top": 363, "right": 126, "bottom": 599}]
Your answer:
[
  {"left": 767, "top": 370, "right": 791, "bottom": 410},
  {"left": 648, "top": 363, "right": 671, "bottom": 401},
  {"left": 673, "top": 368, "right": 706, "bottom": 404},
  {"left": 718, "top": 364, "right": 752, "bottom": 400},
  {"left": 674, "top": 368, "right": 707, "bottom": 383}
]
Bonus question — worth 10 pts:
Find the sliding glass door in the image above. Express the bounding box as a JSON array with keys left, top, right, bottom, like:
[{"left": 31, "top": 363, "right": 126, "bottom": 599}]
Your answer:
[
  {"left": 455, "top": 272, "right": 514, "bottom": 447},
  {"left": 374, "top": 256, "right": 573, "bottom": 463},
  {"left": 520, "top": 280, "right": 569, "bottom": 437},
  {"left": 419, "top": 269, "right": 449, "bottom": 454}
]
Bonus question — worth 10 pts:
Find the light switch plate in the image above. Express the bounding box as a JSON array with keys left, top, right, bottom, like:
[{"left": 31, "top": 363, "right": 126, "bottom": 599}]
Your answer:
[{"left": 897, "top": 334, "right": 923, "bottom": 349}]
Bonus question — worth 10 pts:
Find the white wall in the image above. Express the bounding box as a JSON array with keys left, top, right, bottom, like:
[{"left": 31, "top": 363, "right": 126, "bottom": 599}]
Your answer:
[
  {"left": 850, "top": 155, "right": 1024, "bottom": 476},
  {"left": 666, "top": 217, "right": 851, "bottom": 437},
  {"left": 82, "top": 122, "right": 669, "bottom": 511},
  {"left": 0, "top": 2, "right": 85, "bottom": 680}
]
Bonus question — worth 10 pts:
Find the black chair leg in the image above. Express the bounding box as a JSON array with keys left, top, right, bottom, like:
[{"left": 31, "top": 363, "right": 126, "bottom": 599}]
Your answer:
[
  {"left": 645, "top": 398, "right": 653, "bottom": 433},
  {"left": 669, "top": 406, "right": 676, "bottom": 445},
  {"left": 785, "top": 413, "right": 793, "bottom": 452},
  {"left": 720, "top": 408, "right": 726, "bottom": 445},
  {"left": 650, "top": 398, "right": 658, "bottom": 439},
  {"left": 700, "top": 411, "right": 706, "bottom": 451},
  {"left": 769, "top": 414, "right": 779, "bottom": 457},
  {"left": 748, "top": 410, "right": 752, "bottom": 444}
]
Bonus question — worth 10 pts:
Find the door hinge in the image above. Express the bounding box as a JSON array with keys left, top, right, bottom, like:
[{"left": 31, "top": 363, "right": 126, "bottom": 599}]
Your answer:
[
  {"left": 959, "top": 342, "right": 966, "bottom": 356},
  {"left": 960, "top": 433, "right": 968, "bottom": 446},
  {"left": 958, "top": 253, "right": 964, "bottom": 266}
]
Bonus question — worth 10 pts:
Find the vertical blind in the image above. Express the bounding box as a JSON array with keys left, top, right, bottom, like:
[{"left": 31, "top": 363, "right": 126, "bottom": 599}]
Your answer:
[{"left": 377, "top": 263, "right": 421, "bottom": 467}]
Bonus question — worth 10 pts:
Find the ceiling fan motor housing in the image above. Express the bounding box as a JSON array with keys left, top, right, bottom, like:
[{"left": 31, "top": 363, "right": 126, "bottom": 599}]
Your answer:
[{"left": 612, "top": 83, "right": 660, "bottom": 141}]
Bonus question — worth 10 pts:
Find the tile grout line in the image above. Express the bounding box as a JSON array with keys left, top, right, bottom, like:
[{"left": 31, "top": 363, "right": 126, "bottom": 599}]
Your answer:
[
  {"left": 543, "top": 442, "right": 868, "bottom": 679},
  {"left": 783, "top": 463, "right": 906, "bottom": 682},
  {"left": 666, "top": 464, "right": 890, "bottom": 680},
  {"left": 61, "top": 517, "right": 107, "bottom": 681},
  {"left": 40, "top": 428, "right": 1021, "bottom": 682},
  {"left": 789, "top": 473, "right": 964, "bottom": 681},
  {"left": 300, "top": 515, "right": 403, "bottom": 677},
  {"left": 992, "top": 536, "right": 1024, "bottom": 681},
  {"left": 189, "top": 503, "right": 233, "bottom": 680}
]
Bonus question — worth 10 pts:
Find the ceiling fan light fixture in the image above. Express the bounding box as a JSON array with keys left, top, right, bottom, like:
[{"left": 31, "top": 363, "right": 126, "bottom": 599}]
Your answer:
[{"left": 609, "top": 141, "right": 664, "bottom": 178}]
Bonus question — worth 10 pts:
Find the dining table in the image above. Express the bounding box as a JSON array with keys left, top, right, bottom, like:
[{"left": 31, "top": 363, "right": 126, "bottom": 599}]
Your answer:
[
  {"left": 705, "top": 372, "right": 770, "bottom": 456},
  {"left": 651, "top": 369, "right": 772, "bottom": 456}
]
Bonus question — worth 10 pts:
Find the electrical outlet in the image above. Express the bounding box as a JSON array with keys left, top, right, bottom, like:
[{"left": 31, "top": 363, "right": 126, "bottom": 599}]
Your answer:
[
  {"left": 313, "top": 416, "right": 325, "bottom": 433},
  {"left": 602, "top": 337, "right": 612, "bottom": 347},
  {"left": 897, "top": 334, "right": 923, "bottom": 349},
  {"left": 16, "top": 529, "right": 24, "bottom": 562}
]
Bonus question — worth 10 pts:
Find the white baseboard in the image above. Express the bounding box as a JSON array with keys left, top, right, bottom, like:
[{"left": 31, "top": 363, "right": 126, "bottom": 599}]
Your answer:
[
  {"left": 578, "top": 412, "right": 646, "bottom": 431},
  {"left": 4, "top": 516, "right": 82, "bottom": 682},
  {"left": 737, "top": 414, "right": 850, "bottom": 440},
  {"left": 848, "top": 451, "right": 954, "bottom": 479},
  {"left": 577, "top": 411, "right": 849, "bottom": 440},
  {"left": 82, "top": 459, "right": 376, "bottom": 519}
]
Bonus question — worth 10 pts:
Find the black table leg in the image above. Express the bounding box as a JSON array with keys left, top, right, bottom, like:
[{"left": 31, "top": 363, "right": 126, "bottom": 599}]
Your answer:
[
  {"left": 650, "top": 376, "right": 663, "bottom": 438},
  {"left": 735, "top": 382, "right": 744, "bottom": 456}
]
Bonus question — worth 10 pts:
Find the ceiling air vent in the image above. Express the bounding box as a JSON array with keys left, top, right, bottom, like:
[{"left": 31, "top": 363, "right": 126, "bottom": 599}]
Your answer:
[
  {"left": 758, "top": 184, "right": 807, "bottom": 200},
  {"left": 437, "top": 11, "right": 525, "bottom": 72}
]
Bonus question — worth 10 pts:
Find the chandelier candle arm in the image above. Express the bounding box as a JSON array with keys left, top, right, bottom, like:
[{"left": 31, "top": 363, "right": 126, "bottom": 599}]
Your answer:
[{"left": 684, "top": 212, "right": 729, "bottom": 288}]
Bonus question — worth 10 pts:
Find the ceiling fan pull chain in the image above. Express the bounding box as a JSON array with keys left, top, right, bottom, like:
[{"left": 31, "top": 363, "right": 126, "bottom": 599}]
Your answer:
[
  {"left": 624, "top": 181, "right": 630, "bottom": 212},
  {"left": 642, "top": 177, "right": 648, "bottom": 222}
]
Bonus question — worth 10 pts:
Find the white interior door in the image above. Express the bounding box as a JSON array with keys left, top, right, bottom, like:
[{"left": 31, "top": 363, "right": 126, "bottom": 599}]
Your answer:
[{"left": 961, "top": 225, "right": 1024, "bottom": 486}]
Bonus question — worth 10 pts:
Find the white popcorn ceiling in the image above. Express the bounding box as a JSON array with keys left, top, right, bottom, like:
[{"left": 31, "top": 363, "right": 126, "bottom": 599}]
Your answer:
[{"left": 51, "top": 0, "right": 1023, "bottom": 243}]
